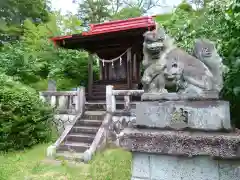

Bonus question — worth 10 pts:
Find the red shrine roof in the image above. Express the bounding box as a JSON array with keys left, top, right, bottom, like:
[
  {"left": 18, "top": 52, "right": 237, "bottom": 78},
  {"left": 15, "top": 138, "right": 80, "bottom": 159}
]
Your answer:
[{"left": 51, "top": 16, "right": 156, "bottom": 52}]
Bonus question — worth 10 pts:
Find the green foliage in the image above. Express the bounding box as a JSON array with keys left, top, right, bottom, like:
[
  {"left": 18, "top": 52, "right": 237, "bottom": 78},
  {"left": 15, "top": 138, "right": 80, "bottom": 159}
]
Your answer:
[
  {"left": 111, "top": 7, "right": 142, "bottom": 20},
  {"left": 77, "top": 0, "right": 111, "bottom": 24},
  {"left": 75, "top": 0, "right": 160, "bottom": 24},
  {"left": 156, "top": 0, "right": 240, "bottom": 126},
  {"left": 0, "top": 42, "right": 42, "bottom": 84},
  {"left": 30, "top": 79, "right": 49, "bottom": 91},
  {"left": 0, "top": 74, "right": 53, "bottom": 151},
  {"left": 177, "top": 1, "right": 194, "bottom": 12},
  {"left": 88, "top": 148, "right": 132, "bottom": 180},
  {"left": 0, "top": 0, "right": 50, "bottom": 42},
  {"left": 154, "top": 13, "right": 173, "bottom": 24},
  {"left": 49, "top": 12, "right": 83, "bottom": 35},
  {"left": 0, "top": 145, "right": 131, "bottom": 180},
  {"left": 49, "top": 49, "right": 89, "bottom": 90},
  {"left": 0, "top": 13, "right": 92, "bottom": 90}
]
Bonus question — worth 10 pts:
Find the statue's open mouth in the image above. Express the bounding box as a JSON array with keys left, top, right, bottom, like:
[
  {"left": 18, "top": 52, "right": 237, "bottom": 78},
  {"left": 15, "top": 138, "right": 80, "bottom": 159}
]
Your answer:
[
  {"left": 147, "top": 42, "right": 164, "bottom": 48},
  {"left": 166, "top": 75, "right": 175, "bottom": 80},
  {"left": 164, "top": 73, "right": 176, "bottom": 80},
  {"left": 147, "top": 42, "right": 164, "bottom": 51},
  {"left": 146, "top": 42, "right": 164, "bottom": 59}
]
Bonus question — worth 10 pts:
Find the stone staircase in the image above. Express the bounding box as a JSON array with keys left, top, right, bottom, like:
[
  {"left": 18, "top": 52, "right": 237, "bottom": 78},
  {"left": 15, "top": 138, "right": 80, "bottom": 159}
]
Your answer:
[
  {"left": 56, "top": 103, "right": 106, "bottom": 160},
  {"left": 55, "top": 100, "right": 137, "bottom": 161}
]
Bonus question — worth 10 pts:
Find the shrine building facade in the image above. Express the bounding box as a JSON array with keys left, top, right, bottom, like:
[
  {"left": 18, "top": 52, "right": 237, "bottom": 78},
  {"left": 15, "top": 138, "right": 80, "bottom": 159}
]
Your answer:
[{"left": 51, "top": 16, "right": 156, "bottom": 100}]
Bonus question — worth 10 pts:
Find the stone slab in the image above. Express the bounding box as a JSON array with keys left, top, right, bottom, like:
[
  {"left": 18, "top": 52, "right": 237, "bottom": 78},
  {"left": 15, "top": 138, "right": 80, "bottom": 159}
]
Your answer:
[
  {"left": 132, "top": 153, "right": 150, "bottom": 179},
  {"left": 131, "top": 153, "right": 240, "bottom": 180},
  {"left": 136, "top": 100, "right": 231, "bottom": 131},
  {"left": 150, "top": 155, "right": 219, "bottom": 180},
  {"left": 141, "top": 92, "right": 219, "bottom": 101},
  {"left": 219, "top": 161, "right": 240, "bottom": 180},
  {"left": 118, "top": 128, "right": 240, "bottom": 159}
]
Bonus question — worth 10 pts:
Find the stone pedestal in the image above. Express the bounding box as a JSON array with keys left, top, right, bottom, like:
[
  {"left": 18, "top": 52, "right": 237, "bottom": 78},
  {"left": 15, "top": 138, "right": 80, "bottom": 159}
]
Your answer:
[
  {"left": 117, "top": 93, "right": 240, "bottom": 180},
  {"left": 131, "top": 153, "right": 240, "bottom": 180},
  {"left": 118, "top": 128, "right": 240, "bottom": 180},
  {"left": 136, "top": 100, "right": 231, "bottom": 131}
]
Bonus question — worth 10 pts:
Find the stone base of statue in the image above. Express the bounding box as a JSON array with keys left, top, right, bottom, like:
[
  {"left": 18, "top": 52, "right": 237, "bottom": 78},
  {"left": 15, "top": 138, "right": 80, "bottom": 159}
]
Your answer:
[
  {"left": 137, "top": 92, "right": 231, "bottom": 131},
  {"left": 118, "top": 92, "right": 240, "bottom": 180},
  {"left": 121, "top": 28, "right": 240, "bottom": 180}
]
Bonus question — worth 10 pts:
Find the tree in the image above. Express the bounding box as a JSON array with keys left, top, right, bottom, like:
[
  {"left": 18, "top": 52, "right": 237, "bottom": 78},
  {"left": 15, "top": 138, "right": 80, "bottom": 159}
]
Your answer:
[
  {"left": 111, "top": 6, "right": 142, "bottom": 20},
  {"left": 188, "top": 0, "right": 211, "bottom": 9},
  {"left": 0, "top": 0, "right": 50, "bottom": 42},
  {"left": 177, "top": 1, "right": 194, "bottom": 12},
  {"left": 75, "top": 0, "right": 167, "bottom": 26},
  {"left": 77, "top": 0, "right": 111, "bottom": 26},
  {"left": 0, "top": 12, "right": 91, "bottom": 90},
  {"left": 122, "top": 0, "right": 167, "bottom": 14}
]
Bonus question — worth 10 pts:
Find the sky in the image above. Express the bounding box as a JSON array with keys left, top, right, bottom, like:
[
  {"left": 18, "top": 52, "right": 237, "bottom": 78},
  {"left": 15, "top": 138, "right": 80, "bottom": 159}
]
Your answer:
[{"left": 51, "top": 0, "right": 183, "bottom": 15}]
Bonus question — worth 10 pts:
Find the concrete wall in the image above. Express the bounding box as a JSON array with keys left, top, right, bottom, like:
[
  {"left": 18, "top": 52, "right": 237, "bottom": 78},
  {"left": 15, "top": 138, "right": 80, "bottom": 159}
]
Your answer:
[{"left": 132, "top": 153, "right": 240, "bottom": 180}]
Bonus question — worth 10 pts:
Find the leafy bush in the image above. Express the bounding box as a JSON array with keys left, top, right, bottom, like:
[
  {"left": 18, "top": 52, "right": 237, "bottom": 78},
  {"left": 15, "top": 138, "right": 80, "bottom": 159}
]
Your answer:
[
  {"left": 0, "top": 74, "right": 53, "bottom": 151},
  {"left": 0, "top": 17, "right": 100, "bottom": 91},
  {"left": 0, "top": 42, "right": 43, "bottom": 84},
  {"left": 155, "top": 0, "right": 240, "bottom": 127}
]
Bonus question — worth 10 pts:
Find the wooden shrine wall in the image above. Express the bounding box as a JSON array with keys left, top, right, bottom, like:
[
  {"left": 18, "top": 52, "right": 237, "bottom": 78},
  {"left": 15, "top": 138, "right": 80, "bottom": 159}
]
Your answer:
[{"left": 100, "top": 48, "right": 142, "bottom": 84}]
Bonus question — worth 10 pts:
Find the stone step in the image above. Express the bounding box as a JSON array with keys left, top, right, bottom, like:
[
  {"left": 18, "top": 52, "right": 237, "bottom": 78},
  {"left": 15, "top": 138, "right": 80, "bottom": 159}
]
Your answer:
[
  {"left": 92, "top": 84, "right": 129, "bottom": 88},
  {"left": 83, "top": 111, "right": 105, "bottom": 120},
  {"left": 85, "top": 103, "right": 106, "bottom": 111},
  {"left": 92, "top": 87, "right": 106, "bottom": 91},
  {"left": 84, "top": 101, "right": 137, "bottom": 111},
  {"left": 87, "top": 95, "right": 124, "bottom": 101},
  {"left": 55, "top": 151, "right": 83, "bottom": 161},
  {"left": 86, "top": 96, "right": 106, "bottom": 100},
  {"left": 91, "top": 92, "right": 106, "bottom": 96},
  {"left": 92, "top": 86, "right": 130, "bottom": 91},
  {"left": 66, "top": 133, "right": 95, "bottom": 143},
  {"left": 76, "top": 119, "right": 102, "bottom": 127},
  {"left": 58, "top": 142, "right": 90, "bottom": 152},
  {"left": 71, "top": 126, "right": 99, "bottom": 134}
]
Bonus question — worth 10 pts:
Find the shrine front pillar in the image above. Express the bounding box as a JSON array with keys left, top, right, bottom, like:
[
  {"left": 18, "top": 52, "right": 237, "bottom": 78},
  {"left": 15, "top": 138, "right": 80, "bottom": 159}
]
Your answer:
[
  {"left": 127, "top": 48, "right": 132, "bottom": 90},
  {"left": 88, "top": 53, "right": 93, "bottom": 98}
]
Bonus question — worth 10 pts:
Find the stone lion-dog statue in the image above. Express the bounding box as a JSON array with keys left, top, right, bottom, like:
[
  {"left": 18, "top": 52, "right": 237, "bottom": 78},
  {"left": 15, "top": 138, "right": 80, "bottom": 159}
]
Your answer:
[{"left": 141, "top": 28, "right": 227, "bottom": 95}]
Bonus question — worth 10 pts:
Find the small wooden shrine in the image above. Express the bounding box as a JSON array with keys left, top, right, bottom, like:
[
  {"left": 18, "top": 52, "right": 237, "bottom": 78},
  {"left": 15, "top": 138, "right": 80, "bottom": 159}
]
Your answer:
[{"left": 51, "top": 16, "right": 156, "bottom": 100}]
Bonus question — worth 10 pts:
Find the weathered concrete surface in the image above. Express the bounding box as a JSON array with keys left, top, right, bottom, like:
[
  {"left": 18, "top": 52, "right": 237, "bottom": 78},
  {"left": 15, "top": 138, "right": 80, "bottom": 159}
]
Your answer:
[
  {"left": 131, "top": 153, "right": 240, "bottom": 180},
  {"left": 136, "top": 100, "right": 231, "bottom": 131},
  {"left": 119, "top": 128, "right": 240, "bottom": 159},
  {"left": 219, "top": 161, "right": 240, "bottom": 180},
  {"left": 141, "top": 92, "right": 219, "bottom": 101}
]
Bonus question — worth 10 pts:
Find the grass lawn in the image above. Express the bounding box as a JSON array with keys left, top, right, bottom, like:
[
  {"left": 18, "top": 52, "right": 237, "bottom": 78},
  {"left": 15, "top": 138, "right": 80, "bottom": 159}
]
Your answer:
[{"left": 0, "top": 144, "right": 132, "bottom": 180}]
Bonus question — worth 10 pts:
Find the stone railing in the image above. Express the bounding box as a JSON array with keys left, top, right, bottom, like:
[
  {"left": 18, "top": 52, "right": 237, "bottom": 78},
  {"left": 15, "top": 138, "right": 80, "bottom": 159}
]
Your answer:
[
  {"left": 40, "top": 87, "right": 86, "bottom": 134},
  {"left": 46, "top": 87, "right": 86, "bottom": 158},
  {"left": 106, "top": 85, "right": 144, "bottom": 143},
  {"left": 40, "top": 87, "right": 85, "bottom": 115},
  {"left": 106, "top": 85, "right": 144, "bottom": 113}
]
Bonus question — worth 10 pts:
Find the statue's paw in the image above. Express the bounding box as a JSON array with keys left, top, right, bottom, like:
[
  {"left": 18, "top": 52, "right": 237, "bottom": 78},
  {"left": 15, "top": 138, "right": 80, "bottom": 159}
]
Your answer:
[{"left": 158, "top": 88, "right": 168, "bottom": 94}]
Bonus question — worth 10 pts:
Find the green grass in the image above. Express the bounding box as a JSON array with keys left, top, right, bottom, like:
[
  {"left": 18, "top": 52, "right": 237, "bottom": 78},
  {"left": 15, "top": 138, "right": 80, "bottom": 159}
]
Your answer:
[{"left": 0, "top": 144, "right": 132, "bottom": 180}]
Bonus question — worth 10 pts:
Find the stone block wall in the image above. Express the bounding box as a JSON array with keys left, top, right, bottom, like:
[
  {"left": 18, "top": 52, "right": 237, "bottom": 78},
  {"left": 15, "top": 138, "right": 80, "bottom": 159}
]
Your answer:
[
  {"left": 132, "top": 153, "right": 240, "bottom": 180},
  {"left": 54, "top": 114, "right": 75, "bottom": 134}
]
